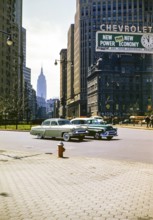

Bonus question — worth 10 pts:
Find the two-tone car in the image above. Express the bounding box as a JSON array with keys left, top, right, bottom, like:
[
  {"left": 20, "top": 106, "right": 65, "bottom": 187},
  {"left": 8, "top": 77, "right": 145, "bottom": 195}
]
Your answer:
[
  {"left": 30, "top": 118, "right": 88, "bottom": 141},
  {"left": 70, "top": 118, "right": 118, "bottom": 140}
]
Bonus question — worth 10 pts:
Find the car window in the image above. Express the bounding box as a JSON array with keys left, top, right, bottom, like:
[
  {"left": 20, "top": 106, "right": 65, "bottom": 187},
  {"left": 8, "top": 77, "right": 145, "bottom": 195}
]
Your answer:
[
  {"left": 51, "top": 121, "right": 57, "bottom": 125},
  {"left": 42, "top": 121, "right": 50, "bottom": 126},
  {"left": 58, "top": 120, "right": 70, "bottom": 125},
  {"left": 80, "top": 120, "right": 86, "bottom": 124},
  {"left": 71, "top": 120, "right": 79, "bottom": 124},
  {"left": 92, "top": 120, "right": 100, "bottom": 124},
  {"left": 71, "top": 119, "right": 89, "bottom": 124},
  {"left": 86, "top": 120, "right": 93, "bottom": 124}
]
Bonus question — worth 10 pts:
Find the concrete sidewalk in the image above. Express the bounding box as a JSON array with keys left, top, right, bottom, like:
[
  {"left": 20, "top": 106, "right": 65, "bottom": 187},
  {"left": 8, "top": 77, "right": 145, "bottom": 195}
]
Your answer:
[
  {"left": 116, "top": 124, "right": 153, "bottom": 130},
  {"left": 0, "top": 149, "right": 153, "bottom": 220}
]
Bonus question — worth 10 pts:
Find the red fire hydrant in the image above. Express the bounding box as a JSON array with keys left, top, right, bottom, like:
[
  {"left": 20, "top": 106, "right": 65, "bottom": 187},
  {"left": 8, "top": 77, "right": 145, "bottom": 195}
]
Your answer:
[{"left": 57, "top": 141, "right": 65, "bottom": 158}]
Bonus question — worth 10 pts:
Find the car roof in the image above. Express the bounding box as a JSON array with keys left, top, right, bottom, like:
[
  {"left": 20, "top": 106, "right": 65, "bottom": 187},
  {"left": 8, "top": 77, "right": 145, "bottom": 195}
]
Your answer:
[
  {"left": 44, "top": 118, "right": 69, "bottom": 121},
  {"left": 71, "top": 118, "right": 90, "bottom": 121}
]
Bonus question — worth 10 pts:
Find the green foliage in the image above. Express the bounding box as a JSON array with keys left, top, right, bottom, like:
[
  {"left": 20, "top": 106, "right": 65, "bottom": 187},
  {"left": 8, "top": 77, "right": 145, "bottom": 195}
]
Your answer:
[{"left": 0, "top": 124, "right": 34, "bottom": 131}]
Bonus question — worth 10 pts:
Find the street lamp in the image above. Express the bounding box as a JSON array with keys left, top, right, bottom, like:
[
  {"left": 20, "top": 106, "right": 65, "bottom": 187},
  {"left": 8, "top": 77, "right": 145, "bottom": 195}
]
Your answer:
[
  {"left": 0, "top": 30, "right": 13, "bottom": 46},
  {"left": 54, "top": 59, "right": 73, "bottom": 66},
  {"left": 54, "top": 58, "right": 73, "bottom": 118}
]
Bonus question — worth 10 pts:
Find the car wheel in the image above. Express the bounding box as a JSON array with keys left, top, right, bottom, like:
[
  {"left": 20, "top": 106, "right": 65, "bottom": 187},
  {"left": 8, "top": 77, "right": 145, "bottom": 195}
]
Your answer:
[
  {"left": 94, "top": 132, "right": 101, "bottom": 140},
  {"left": 107, "top": 137, "right": 113, "bottom": 140},
  {"left": 63, "top": 133, "right": 71, "bottom": 142}
]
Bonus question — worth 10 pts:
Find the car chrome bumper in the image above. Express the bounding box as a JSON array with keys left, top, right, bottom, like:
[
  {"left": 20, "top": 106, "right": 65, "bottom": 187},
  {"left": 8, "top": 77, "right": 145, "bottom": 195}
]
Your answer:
[{"left": 100, "top": 131, "right": 118, "bottom": 138}]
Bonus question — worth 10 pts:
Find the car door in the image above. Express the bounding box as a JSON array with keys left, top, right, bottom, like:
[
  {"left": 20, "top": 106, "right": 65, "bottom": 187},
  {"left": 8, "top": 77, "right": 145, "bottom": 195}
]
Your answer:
[
  {"left": 46, "top": 120, "right": 61, "bottom": 137},
  {"left": 41, "top": 120, "right": 51, "bottom": 137}
]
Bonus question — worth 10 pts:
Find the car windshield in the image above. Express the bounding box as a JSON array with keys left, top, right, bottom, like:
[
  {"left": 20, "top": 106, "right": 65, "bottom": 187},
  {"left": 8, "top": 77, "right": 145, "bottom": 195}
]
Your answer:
[
  {"left": 105, "top": 126, "right": 115, "bottom": 130},
  {"left": 58, "top": 120, "right": 70, "bottom": 125}
]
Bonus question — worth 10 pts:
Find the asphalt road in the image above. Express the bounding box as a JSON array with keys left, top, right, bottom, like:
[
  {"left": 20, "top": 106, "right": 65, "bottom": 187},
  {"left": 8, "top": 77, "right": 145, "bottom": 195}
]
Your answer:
[{"left": 0, "top": 127, "right": 153, "bottom": 163}]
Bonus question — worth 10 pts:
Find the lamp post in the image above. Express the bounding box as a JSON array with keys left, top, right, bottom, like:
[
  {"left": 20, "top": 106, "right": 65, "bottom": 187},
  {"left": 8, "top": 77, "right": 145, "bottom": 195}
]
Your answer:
[
  {"left": 54, "top": 58, "right": 73, "bottom": 118},
  {"left": 0, "top": 30, "right": 13, "bottom": 46},
  {"left": 54, "top": 59, "right": 73, "bottom": 66}
]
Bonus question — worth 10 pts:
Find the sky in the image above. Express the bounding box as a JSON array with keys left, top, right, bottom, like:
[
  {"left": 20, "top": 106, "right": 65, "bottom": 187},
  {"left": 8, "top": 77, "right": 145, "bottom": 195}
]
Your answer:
[{"left": 22, "top": 0, "right": 76, "bottom": 99}]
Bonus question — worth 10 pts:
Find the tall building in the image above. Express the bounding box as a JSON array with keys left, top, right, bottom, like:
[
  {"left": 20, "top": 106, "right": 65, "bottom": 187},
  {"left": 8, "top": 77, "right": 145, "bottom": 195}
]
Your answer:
[
  {"left": 67, "top": 0, "right": 153, "bottom": 117},
  {"left": 22, "top": 27, "right": 37, "bottom": 120},
  {"left": 0, "top": 0, "right": 23, "bottom": 117},
  {"left": 37, "top": 67, "right": 47, "bottom": 101},
  {"left": 36, "top": 67, "right": 47, "bottom": 119}
]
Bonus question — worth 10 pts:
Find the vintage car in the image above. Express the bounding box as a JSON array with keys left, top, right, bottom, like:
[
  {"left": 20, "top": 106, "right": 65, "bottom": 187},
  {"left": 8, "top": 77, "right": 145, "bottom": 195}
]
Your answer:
[
  {"left": 30, "top": 118, "right": 88, "bottom": 142},
  {"left": 70, "top": 118, "right": 117, "bottom": 140}
]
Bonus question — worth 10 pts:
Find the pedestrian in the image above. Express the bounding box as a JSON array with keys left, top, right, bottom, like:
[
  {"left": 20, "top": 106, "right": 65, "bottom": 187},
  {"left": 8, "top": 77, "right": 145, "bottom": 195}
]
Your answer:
[
  {"left": 150, "top": 115, "right": 153, "bottom": 128},
  {"left": 145, "top": 116, "right": 150, "bottom": 128}
]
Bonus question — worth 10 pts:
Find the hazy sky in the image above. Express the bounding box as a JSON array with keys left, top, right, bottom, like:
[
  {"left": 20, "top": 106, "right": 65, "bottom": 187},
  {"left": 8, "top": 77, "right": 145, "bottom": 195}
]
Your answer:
[{"left": 23, "top": 0, "right": 76, "bottom": 99}]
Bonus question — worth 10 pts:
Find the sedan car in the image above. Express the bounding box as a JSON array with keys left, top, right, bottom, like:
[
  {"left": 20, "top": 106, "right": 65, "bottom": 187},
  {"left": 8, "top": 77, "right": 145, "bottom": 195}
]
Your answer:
[
  {"left": 70, "top": 118, "right": 117, "bottom": 140},
  {"left": 30, "top": 118, "right": 88, "bottom": 141}
]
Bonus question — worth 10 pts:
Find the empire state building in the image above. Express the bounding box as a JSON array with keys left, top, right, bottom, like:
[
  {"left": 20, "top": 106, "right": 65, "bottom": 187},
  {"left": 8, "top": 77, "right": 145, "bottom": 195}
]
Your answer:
[{"left": 37, "top": 67, "right": 47, "bottom": 100}]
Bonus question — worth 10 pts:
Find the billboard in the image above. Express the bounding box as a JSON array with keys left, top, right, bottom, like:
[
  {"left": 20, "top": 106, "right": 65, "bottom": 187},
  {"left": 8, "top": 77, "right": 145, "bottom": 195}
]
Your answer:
[{"left": 96, "top": 31, "right": 153, "bottom": 54}]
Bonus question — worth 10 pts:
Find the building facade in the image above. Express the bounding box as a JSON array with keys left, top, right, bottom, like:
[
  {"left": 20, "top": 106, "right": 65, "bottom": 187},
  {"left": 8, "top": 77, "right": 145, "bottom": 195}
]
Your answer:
[
  {"left": 46, "top": 98, "right": 60, "bottom": 118},
  {"left": 0, "top": 0, "right": 23, "bottom": 119},
  {"left": 66, "top": 24, "right": 75, "bottom": 118},
  {"left": 87, "top": 55, "right": 153, "bottom": 118},
  {"left": 67, "top": 0, "right": 153, "bottom": 118},
  {"left": 22, "top": 27, "right": 37, "bottom": 121}
]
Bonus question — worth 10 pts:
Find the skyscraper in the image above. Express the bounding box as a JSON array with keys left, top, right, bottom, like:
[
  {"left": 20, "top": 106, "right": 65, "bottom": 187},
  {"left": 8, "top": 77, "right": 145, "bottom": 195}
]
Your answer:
[
  {"left": 0, "top": 0, "right": 23, "bottom": 114},
  {"left": 68, "top": 0, "right": 153, "bottom": 117},
  {"left": 37, "top": 67, "right": 47, "bottom": 101}
]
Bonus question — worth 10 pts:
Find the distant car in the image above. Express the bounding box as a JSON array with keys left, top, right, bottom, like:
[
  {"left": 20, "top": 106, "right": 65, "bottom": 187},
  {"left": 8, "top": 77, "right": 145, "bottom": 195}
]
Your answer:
[
  {"left": 30, "top": 118, "right": 88, "bottom": 142},
  {"left": 119, "top": 119, "right": 131, "bottom": 124},
  {"left": 70, "top": 118, "right": 117, "bottom": 140}
]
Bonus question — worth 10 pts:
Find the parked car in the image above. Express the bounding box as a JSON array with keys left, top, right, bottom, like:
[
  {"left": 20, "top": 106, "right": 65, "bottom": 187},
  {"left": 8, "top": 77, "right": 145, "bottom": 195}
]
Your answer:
[
  {"left": 119, "top": 119, "right": 131, "bottom": 124},
  {"left": 70, "top": 118, "right": 117, "bottom": 140},
  {"left": 30, "top": 118, "right": 88, "bottom": 142}
]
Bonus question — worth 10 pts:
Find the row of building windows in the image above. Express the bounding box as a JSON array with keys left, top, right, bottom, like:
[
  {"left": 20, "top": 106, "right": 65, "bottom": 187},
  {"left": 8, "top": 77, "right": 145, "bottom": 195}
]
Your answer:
[{"left": 81, "top": 2, "right": 144, "bottom": 16}]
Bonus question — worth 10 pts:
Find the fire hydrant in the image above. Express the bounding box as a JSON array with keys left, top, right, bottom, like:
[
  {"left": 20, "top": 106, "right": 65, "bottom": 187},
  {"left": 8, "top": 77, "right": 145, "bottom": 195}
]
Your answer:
[{"left": 57, "top": 141, "right": 65, "bottom": 158}]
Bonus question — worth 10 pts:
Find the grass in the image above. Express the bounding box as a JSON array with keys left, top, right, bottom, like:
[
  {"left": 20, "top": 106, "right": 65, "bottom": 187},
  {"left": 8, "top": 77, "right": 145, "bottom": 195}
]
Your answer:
[{"left": 0, "top": 124, "right": 35, "bottom": 131}]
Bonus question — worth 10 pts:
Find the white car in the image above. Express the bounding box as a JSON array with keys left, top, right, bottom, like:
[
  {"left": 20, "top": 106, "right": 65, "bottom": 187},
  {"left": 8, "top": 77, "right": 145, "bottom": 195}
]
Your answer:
[{"left": 30, "top": 118, "right": 88, "bottom": 141}]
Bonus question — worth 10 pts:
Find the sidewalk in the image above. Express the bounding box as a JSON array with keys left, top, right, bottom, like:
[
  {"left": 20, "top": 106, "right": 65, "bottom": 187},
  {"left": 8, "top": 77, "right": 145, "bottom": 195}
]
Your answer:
[
  {"left": 0, "top": 149, "right": 153, "bottom": 220},
  {"left": 116, "top": 124, "right": 153, "bottom": 130}
]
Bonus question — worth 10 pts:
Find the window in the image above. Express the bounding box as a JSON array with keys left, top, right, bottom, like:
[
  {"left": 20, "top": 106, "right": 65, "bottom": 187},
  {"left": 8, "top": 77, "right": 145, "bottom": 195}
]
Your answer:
[
  {"left": 51, "top": 121, "right": 57, "bottom": 125},
  {"left": 42, "top": 121, "right": 50, "bottom": 126},
  {"left": 58, "top": 120, "right": 70, "bottom": 125}
]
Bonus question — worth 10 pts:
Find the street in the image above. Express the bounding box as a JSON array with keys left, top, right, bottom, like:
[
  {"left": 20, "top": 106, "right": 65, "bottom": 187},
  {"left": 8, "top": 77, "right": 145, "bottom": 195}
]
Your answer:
[
  {"left": 0, "top": 127, "right": 153, "bottom": 163},
  {"left": 0, "top": 127, "right": 153, "bottom": 220}
]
